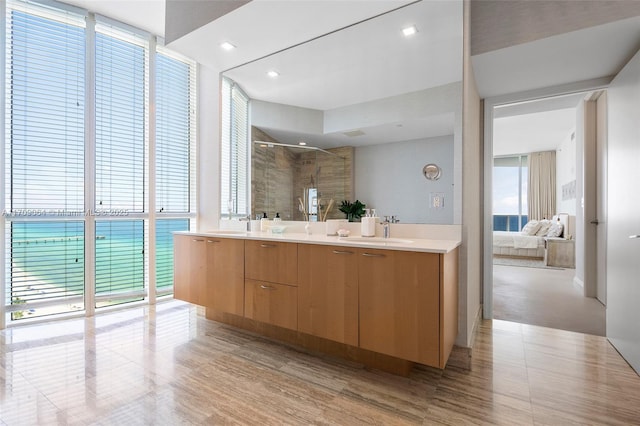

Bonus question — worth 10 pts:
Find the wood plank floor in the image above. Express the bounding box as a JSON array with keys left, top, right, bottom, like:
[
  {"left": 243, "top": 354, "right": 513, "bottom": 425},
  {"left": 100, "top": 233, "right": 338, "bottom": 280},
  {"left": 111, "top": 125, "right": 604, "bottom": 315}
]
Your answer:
[{"left": 1, "top": 300, "right": 639, "bottom": 425}]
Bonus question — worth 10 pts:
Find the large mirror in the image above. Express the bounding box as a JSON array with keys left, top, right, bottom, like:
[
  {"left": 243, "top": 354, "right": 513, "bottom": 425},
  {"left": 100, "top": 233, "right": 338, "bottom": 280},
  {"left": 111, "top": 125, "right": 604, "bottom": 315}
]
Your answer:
[{"left": 223, "top": 0, "right": 463, "bottom": 224}]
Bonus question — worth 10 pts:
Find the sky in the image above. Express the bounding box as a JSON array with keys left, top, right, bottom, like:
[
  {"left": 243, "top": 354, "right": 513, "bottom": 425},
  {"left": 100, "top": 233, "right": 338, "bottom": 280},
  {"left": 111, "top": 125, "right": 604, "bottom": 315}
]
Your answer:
[{"left": 493, "top": 165, "right": 527, "bottom": 216}]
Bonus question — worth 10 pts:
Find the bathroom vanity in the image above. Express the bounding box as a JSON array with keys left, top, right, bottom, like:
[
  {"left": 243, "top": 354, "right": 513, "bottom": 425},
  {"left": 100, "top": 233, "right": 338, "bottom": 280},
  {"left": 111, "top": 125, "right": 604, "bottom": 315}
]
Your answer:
[{"left": 174, "top": 231, "right": 460, "bottom": 373}]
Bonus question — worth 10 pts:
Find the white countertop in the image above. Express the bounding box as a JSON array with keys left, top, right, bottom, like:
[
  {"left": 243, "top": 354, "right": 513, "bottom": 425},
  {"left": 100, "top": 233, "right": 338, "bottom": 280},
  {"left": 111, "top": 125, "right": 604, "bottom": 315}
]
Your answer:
[{"left": 175, "top": 230, "right": 460, "bottom": 254}]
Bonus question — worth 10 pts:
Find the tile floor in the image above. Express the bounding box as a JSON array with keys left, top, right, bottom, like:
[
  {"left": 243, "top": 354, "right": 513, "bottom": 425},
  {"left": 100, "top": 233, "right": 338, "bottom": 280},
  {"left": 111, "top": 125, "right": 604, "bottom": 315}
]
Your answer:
[{"left": 1, "top": 300, "right": 639, "bottom": 425}]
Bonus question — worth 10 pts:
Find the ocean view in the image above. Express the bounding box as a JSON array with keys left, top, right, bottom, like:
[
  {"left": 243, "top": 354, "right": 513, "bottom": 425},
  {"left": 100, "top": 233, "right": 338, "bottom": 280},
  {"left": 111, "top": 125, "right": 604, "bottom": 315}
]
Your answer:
[{"left": 9, "top": 219, "right": 188, "bottom": 319}]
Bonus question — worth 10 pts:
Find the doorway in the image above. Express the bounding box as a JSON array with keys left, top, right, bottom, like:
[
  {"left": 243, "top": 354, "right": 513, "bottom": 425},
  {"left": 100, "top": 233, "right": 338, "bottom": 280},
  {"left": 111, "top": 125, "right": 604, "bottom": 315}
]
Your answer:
[{"left": 483, "top": 88, "right": 607, "bottom": 336}]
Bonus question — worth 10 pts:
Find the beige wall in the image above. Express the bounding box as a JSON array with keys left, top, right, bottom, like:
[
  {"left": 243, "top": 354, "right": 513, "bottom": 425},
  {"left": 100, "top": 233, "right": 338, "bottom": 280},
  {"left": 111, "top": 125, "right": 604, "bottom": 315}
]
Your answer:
[
  {"left": 459, "top": 0, "right": 483, "bottom": 347},
  {"left": 574, "top": 99, "right": 598, "bottom": 296}
]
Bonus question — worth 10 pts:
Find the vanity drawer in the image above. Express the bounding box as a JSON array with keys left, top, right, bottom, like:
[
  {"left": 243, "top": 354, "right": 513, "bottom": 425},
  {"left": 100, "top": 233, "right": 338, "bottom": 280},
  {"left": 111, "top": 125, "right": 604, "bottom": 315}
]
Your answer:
[
  {"left": 244, "top": 279, "right": 297, "bottom": 330},
  {"left": 244, "top": 240, "right": 298, "bottom": 286}
]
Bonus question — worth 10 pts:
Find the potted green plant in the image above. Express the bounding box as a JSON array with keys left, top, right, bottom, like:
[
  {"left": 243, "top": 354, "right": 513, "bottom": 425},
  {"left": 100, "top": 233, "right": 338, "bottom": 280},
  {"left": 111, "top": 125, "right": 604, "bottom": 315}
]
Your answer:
[{"left": 339, "top": 200, "right": 366, "bottom": 222}]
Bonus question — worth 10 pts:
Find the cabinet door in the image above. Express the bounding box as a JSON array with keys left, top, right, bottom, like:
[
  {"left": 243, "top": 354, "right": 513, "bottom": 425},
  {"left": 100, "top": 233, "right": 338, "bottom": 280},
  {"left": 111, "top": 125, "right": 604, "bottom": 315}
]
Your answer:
[
  {"left": 244, "top": 279, "right": 297, "bottom": 330},
  {"left": 206, "top": 238, "right": 245, "bottom": 315},
  {"left": 358, "top": 249, "right": 440, "bottom": 366},
  {"left": 173, "top": 235, "right": 207, "bottom": 305},
  {"left": 298, "top": 245, "right": 358, "bottom": 346},
  {"left": 245, "top": 240, "right": 298, "bottom": 286}
]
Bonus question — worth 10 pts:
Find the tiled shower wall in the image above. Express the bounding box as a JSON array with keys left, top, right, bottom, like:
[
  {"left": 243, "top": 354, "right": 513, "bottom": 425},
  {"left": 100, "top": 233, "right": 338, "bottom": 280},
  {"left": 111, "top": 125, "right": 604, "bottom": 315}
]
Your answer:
[{"left": 251, "top": 127, "right": 353, "bottom": 221}]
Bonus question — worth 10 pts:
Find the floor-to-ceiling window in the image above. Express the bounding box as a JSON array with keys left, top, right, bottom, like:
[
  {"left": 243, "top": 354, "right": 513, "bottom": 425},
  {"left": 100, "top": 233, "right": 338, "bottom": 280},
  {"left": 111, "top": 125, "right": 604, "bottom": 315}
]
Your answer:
[
  {"left": 493, "top": 155, "right": 528, "bottom": 232},
  {"left": 220, "top": 77, "right": 249, "bottom": 219},
  {"left": 2, "top": 0, "right": 196, "bottom": 324}
]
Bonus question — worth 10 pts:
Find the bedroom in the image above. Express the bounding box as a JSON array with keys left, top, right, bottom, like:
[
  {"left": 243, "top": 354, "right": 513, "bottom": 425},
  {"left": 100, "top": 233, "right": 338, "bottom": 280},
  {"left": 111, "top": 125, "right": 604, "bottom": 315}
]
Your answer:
[{"left": 491, "top": 92, "right": 606, "bottom": 336}]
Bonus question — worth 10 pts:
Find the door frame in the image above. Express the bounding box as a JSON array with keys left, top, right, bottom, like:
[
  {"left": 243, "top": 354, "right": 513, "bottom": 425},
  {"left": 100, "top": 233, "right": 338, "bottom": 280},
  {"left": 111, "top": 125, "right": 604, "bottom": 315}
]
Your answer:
[{"left": 482, "top": 77, "right": 611, "bottom": 320}]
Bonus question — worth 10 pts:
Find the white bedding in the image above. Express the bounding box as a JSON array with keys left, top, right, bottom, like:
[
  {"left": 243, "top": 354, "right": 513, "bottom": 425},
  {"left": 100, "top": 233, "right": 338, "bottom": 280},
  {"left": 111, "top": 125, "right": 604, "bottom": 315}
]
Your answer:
[{"left": 493, "top": 231, "right": 544, "bottom": 249}]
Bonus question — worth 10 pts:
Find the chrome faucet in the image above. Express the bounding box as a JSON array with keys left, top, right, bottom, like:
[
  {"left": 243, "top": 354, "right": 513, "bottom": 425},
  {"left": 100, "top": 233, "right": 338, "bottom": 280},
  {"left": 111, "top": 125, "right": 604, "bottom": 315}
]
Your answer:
[
  {"left": 382, "top": 216, "right": 391, "bottom": 239},
  {"left": 239, "top": 215, "right": 251, "bottom": 231}
]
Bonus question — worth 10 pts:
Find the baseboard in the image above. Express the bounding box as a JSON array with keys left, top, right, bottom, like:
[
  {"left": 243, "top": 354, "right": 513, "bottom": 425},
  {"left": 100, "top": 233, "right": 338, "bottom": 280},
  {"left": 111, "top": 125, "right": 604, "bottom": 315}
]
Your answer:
[{"left": 574, "top": 276, "right": 584, "bottom": 288}]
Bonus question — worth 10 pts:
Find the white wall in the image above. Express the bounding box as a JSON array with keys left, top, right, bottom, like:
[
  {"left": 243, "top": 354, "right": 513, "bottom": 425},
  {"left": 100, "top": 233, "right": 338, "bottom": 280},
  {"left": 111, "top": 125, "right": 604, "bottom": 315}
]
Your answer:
[
  {"left": 197, "top": 64, "right": 222, "bottom": 232},
  {"left": 251, "top": 100, "right": 324, "bottom": 134},
  {"left": 556, "top": 129, "right": 577, "bottom": 215},
  {"left": 354, "top": 136, "right": 454, "bottom": 224},
  {"left": 606, "top": 47, "right": 640, "bottom": 373}
]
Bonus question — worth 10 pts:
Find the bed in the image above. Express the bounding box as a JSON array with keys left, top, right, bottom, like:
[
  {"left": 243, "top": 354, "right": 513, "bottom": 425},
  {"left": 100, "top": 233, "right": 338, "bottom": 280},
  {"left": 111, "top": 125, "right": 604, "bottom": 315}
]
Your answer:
[{"left": 493, "top": 214, "right": 570, "bottom": 259}]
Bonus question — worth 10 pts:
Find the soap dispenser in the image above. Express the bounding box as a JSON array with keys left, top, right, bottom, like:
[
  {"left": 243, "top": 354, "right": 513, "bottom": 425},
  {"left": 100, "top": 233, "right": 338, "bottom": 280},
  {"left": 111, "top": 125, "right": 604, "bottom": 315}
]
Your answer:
[
  {"left": 260, "top": 212, "right": 270, "bottom": 232},
  {"left": 361, "top": 208, "right": 376, "bottom": 237}
]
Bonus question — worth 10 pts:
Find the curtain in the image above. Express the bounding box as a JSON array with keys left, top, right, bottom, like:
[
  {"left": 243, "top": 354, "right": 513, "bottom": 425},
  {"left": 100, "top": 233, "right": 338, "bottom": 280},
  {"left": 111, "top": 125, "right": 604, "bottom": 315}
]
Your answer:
[{"left": 528, "top": 151, "right": 556, "bottom": 220}]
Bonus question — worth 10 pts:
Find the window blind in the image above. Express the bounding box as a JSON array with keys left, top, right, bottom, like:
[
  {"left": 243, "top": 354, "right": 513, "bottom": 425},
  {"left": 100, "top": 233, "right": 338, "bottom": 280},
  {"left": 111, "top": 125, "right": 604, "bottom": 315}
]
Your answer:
[
  {"left": 6, "top": 6, "right": 85, "bottom": 214},
  {"left": 95, "top": 23, "right": 147, "bottom": 213},
  {"left": 9, "top": 221, "right": 85, "bottom": 319},
  {"left": 221, "top": 78, "right": 232, "bottom": 216},
  {"left": 4, "top": 0, "right": 198, "bottom": 321},
  {"left": 220, "top": 78, "right": 249, "bottom": 217},
  {"left": 95, "top": 220, "right": 145, "bottom": 302},
  {"left": 156, "top": 49, "right": 195, "bottom": 213}
]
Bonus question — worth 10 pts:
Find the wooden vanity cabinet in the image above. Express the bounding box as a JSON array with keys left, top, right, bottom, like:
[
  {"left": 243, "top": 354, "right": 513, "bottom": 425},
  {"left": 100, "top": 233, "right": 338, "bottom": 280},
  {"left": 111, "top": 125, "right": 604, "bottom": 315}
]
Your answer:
[
  {"left": 173, "top": 234, "right": 244, "bottom": 315},
  {"left": 297, "top": 244, "right": 359, "bottom": 346},
  {"left": 244, "top": 240, "right": 298, "bottom": 330},
  {"left": 178, "top": 233, "right": 459, "bottom": 370},
  {"left": 206, "top": 237, "right": 245, "bottom": 315},
  {"left": 174, "top": 235, "right": 209, "bottom": 306},
  {"left": 358, "top": 248, "right": 442, "bottom": 367}
]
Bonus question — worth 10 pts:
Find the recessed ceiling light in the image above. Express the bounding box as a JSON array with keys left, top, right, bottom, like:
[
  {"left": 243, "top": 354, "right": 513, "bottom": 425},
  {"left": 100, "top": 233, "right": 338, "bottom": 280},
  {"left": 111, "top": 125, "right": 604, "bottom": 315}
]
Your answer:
[
  {"left": 402, "top": 25, "right": 418, "bottom": 37},
  {"left": 298, "top": 141, "right": 307, "bottom": 146},
  {"left": 267, "top": 70, "right": 279, "bottom": 78},
  {"left": 220, "top": 41, "right": 236, "bottom": 51}
]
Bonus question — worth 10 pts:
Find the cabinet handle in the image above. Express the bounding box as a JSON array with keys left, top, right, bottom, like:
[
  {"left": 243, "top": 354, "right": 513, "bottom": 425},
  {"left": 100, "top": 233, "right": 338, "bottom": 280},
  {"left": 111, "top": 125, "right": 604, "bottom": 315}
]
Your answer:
[
  {"left": 260, "top": 285, "right": 275, "bottom": 290},
  {"left": 260, "top": 243, "right": 276, "bottom": 248},
  {"left": 192, "top": 239, "right": 205, "bottom": 242},
  {"left": 629, "top": 235, "right": 640, "bottom": 239},
  {"left": 362, "top": 252, "right": 385, "bottom": 258},
  {"left": 207, "top": 240, "right": 221, "bottom": 243},
  {"left": 332, "top": 250, "right": 354, "bottom": 255}
]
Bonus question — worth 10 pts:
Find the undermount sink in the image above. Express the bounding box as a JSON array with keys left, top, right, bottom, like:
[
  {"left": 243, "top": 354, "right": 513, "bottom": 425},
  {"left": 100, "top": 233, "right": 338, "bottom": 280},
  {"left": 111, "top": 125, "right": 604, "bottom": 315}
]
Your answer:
[
  {"left": 344, "top": 237, "right": 414, "bottom": 244},
  {"left": 206, "top": 230, "right": 246, "bottom": 235}
]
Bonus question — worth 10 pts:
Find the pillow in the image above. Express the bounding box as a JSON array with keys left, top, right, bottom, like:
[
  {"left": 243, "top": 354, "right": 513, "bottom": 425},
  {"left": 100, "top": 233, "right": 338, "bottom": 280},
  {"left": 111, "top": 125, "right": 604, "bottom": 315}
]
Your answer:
[
  {"left": 521, "top": 220, "right": 541, "bottom": 236},
  {"left": 546, "top": 222, "right": 564, "bottom": 238},
  {"left": 536, "top": 219, "right": 552, "bottom": 236}
]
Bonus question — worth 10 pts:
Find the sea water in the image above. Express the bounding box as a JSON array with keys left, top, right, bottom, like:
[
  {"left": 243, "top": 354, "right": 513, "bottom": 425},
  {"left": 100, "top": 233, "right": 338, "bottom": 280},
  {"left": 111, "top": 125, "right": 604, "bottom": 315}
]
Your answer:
[{"left": 8, "top": 219, "right": 188, "bottom": 318}]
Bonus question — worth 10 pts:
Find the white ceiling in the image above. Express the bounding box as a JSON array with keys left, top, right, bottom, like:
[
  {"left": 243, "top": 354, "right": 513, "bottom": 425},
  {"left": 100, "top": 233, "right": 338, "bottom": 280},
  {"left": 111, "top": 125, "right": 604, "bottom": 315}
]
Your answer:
[
  {"left": 60, "top": 1, "right": 631, "bottom": 155},
  {"left": 493, "top": 107, "right": 577, "bottom": 157},
  {"left": 473, "top": 16, "right": 640, "bottom": 157},
  {"left": 61, "top": 0, "right": 165, "bottom": 36},
  {"left": 222, "top": 0, "right": 462, "bottom": 110},
  {"left": 472, "top": 16, "right": 640, "bottom": 99},
  {"left": 59, "top": 0, "right": 462, "bottom": 149},
  {"left": 492, "top": 92, "right": 585, "bottom": 157},
  {"left": 169, "top": 0, "right": 417, "bottom": 73}
]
